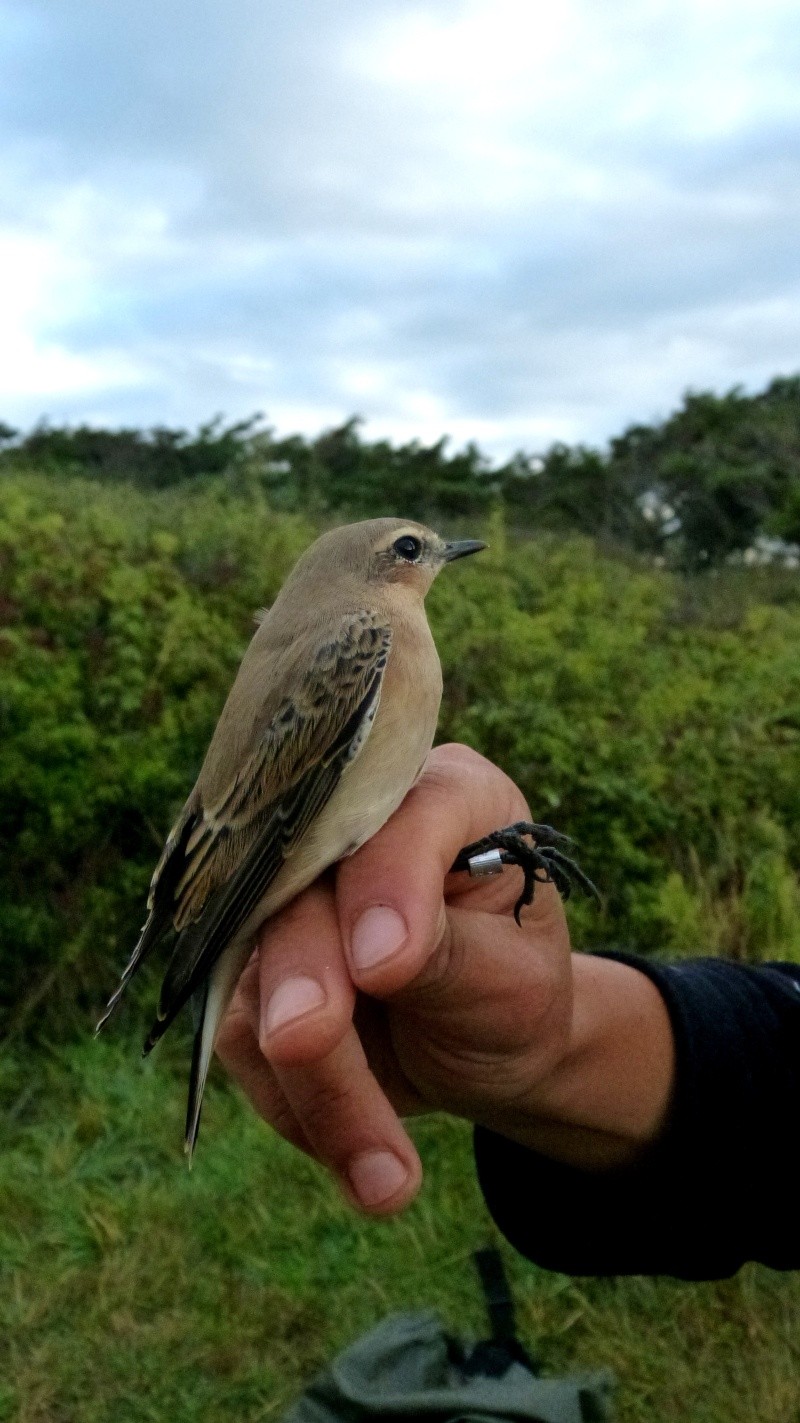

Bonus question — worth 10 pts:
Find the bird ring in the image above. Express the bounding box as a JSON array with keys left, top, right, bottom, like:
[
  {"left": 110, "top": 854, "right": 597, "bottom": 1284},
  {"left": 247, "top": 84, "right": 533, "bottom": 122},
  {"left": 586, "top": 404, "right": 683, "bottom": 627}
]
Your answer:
[{"left": 467, "top": 848, "right": 505, "bottom": 878}]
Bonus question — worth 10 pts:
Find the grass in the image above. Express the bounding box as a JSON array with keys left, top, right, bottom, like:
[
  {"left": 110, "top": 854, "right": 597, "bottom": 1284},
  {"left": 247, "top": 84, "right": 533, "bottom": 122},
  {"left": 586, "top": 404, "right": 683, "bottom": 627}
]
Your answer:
[{"left": 2, "top": 1037, "right": 800, "bottom": 1422}]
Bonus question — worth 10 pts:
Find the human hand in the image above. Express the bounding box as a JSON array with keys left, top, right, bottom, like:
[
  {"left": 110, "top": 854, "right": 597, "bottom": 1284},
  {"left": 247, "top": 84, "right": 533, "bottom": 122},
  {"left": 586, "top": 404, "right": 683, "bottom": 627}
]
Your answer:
[{"left": 216, "top": 743, "right": 674, "bottom": 1215}]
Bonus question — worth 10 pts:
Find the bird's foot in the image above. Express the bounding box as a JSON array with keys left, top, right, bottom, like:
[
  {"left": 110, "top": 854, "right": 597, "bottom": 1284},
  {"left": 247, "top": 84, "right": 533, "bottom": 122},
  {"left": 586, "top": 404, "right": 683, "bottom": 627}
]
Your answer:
[{"left": 450, "top": 820, "right": 600, "bottom": 925}]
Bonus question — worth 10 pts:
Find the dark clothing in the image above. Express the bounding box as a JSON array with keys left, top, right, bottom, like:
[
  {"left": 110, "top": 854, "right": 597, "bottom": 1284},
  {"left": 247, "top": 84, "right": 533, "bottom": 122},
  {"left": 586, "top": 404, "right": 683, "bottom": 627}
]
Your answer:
[{"left": 475, "top": 954, "right": 800, "bottom": 1280}]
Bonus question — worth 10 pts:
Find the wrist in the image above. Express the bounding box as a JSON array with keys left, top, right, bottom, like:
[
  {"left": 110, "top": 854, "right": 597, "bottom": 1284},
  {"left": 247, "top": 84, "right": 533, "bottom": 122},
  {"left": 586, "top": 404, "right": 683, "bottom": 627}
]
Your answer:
[{"left": 481, "top": 955, "right": 676, "bottom": 1170}]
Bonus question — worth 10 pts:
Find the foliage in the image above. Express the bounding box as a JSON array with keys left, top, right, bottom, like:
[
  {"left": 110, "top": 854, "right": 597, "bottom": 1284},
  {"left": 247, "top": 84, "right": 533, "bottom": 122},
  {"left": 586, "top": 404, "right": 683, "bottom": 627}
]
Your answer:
[
  {"left": 1, "top": 477, "right": 799, "bottom": 1042},
  {"left": 3, "top": 374, "right": 800, "bottom": 566},
  {"left": 0, "top": 475, "right": 312, "bottom": 1035},
  {"left": 609, "top": 376, "right": 800, "bottom": 566}
]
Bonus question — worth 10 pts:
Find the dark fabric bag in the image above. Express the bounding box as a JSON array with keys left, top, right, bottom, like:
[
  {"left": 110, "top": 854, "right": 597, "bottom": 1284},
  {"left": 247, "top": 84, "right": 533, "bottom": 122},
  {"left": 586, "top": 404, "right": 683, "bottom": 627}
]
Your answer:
[{"left": 281, "top": 1251, "right": 614, "bottom": 1423}]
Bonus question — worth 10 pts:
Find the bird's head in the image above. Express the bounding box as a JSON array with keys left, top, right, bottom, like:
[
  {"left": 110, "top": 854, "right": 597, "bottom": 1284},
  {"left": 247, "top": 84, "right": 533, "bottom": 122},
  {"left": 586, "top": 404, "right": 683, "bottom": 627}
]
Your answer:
[{"left": 289, "top": 518, "right": 486, "bottom": 601}]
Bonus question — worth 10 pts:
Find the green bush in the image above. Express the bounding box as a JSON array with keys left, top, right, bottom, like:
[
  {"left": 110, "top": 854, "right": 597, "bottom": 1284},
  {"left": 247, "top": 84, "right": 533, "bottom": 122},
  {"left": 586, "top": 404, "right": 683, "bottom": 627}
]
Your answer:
[{"left": 1, "top": 475, "right": 799, "bottom": 1040}]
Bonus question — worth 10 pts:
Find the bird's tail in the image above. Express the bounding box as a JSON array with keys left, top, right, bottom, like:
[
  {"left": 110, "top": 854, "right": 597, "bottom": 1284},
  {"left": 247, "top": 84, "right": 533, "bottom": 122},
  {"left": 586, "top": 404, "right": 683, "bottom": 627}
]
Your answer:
[{"left": 184, "top": 939, "right": 252, "bottom": 1160}]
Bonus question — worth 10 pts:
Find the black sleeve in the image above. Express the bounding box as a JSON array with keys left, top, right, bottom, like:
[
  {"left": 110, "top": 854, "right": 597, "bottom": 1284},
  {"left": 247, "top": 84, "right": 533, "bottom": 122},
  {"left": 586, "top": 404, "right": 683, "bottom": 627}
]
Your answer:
[{"left": 474, "top": 954, "right": 800, "bottom": 1280}]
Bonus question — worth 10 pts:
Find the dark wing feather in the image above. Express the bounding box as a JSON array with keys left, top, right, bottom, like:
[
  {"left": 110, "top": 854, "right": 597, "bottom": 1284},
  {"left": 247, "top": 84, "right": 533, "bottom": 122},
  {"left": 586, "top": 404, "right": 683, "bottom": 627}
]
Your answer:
[
  {"left": 141, "top": 613, "right": 391, "bottom": 1051},
  {"left": 96, "top": 802, "right": 200, "bottom": 1031}
]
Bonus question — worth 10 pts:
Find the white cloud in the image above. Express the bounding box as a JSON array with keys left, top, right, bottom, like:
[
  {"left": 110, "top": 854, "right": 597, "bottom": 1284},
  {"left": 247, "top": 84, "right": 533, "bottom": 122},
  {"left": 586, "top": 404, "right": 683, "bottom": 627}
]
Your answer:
[
  {"left": 0, "top": 0, "right": 798, "bottom": 449},
  {"left": 0, "top": 222, "right": 148, "bottom": 403}
]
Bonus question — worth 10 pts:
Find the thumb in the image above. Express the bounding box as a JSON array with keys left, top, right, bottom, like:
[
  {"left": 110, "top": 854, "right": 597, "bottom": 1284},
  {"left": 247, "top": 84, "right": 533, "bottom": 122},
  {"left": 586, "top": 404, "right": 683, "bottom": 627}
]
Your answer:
[{"left": 335, "top": 742, "right": 538, "bottom": 1000}]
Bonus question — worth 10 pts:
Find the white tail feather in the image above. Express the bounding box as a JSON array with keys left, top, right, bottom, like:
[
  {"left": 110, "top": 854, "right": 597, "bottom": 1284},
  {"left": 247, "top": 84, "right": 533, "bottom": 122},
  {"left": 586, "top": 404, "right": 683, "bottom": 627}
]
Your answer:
[{"left": 184, "top": 938, "right": 253, "bottom": 1158}]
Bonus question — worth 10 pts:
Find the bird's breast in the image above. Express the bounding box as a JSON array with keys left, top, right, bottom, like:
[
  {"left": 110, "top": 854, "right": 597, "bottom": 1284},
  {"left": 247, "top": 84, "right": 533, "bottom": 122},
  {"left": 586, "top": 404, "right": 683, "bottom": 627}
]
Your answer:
[{"left": 344, "top": 609, "right": 443, "bottom": 843}]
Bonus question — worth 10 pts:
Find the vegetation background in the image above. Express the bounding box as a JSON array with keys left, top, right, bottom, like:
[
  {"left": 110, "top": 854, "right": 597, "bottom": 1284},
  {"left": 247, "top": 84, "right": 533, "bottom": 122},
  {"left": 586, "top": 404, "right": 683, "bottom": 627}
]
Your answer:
[{"left": 2, "top": 377, "right": 800, "bottom": 1421}]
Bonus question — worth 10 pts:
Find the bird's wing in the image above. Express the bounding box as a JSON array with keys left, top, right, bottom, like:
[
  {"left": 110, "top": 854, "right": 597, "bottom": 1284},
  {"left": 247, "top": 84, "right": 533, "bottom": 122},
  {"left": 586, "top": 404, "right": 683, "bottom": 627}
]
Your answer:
[
  {"left": 95, "top": 797, "right": 201, "bottom": 1031},
  {"left": 140, "top": 610, "right": 392, "bottom": 1051}
]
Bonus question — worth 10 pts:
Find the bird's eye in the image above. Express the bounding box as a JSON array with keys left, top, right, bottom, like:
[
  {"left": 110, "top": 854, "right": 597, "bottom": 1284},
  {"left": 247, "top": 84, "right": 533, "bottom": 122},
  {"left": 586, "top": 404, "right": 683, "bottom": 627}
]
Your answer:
[{"left": 393, "top": 535, "right": 423, "bottom": 561}]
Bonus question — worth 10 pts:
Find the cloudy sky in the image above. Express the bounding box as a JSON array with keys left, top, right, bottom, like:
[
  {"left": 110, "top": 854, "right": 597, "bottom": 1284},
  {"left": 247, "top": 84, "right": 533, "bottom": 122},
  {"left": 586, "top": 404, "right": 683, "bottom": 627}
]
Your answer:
[{"left": 1, "top": 0, "right": 799, "bottom": 456}]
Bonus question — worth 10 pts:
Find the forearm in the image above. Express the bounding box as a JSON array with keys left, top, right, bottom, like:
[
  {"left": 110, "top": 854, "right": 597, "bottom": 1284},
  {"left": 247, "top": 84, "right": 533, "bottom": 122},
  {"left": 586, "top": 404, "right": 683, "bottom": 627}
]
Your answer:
[
  {"left": 475, "top": 956, "right": 800, "bottom": 1278},
  {"left": 475, "top": 955, "right": 676, "bottom": 1170}
]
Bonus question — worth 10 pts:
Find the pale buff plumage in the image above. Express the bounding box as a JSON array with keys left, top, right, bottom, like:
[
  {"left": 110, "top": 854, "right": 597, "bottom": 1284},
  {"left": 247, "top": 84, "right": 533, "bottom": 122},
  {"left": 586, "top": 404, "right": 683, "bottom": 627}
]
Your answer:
[{"left": 97, "top": 518, "right": 485, "bottom": 1153}]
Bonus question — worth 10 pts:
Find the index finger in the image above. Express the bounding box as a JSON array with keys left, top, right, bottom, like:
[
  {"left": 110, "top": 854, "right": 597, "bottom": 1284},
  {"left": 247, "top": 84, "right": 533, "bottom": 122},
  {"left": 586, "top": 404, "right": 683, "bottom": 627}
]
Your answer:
[{"left": 335, "top": 742, "right": 543, "bottom": 998}]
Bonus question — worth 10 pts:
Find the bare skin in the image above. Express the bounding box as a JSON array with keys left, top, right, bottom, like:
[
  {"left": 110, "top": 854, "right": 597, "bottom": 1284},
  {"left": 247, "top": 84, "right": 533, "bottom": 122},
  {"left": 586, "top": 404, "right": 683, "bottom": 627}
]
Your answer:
[{"left": 216, "top": 743, "right": 676, "bottom": 1216}]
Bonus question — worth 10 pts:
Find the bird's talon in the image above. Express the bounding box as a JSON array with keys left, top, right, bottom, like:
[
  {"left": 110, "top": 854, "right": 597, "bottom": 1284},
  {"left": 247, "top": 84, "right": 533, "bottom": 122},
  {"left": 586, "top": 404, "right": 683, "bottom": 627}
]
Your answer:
[{"left": 452, "top": 820, "right": 599, "bottom": 917}]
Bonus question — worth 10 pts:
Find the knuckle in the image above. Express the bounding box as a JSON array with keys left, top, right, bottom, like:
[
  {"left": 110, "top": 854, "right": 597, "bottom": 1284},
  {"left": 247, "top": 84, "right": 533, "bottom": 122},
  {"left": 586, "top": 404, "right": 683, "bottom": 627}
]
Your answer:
[
  {"left": 425, "top": 743, "right": 529, "bottom": 823},
  {"left": 403, "top": 907, "right": 459, "bottom": 997},
  {"left": 296, "top": 1077, "right": 355, "bottom": 1145},
  {"left": 215, "top": 1007, "right": 252, "bottom": 1062},
  {"left": 261, "top": 1009, "right": 344, "bottom": 1067},
  {"left": 269, "top": 1098, "right": 308, "bottom": 1151},
  {"left": 425, "top": 916, "right": 460, "bottom": 991},
  {"left": 263, "top": 882, "right": 324, "bottom": 945},
  {"left": 420, "top": 743, "right": 484, "bottom": 801},
  {"left": 429, "top": 741, "right": 486, "bottom": 773},
  {"left": 412, "top": 758, "right": 472, "bottom": 825}
]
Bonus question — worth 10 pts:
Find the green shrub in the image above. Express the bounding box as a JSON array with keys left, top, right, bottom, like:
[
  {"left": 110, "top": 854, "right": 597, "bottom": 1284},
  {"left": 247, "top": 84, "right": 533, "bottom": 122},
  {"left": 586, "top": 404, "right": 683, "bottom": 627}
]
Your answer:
[{"left": 1, "top": 475, "right": 799, "bottom": 1039}]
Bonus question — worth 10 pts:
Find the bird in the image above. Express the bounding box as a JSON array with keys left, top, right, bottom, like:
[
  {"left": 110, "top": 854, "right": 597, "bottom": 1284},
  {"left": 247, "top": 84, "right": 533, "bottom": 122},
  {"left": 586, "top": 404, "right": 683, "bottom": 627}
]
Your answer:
[{"left": 97, "top": 518, "right": 486, "bottom": 1155}]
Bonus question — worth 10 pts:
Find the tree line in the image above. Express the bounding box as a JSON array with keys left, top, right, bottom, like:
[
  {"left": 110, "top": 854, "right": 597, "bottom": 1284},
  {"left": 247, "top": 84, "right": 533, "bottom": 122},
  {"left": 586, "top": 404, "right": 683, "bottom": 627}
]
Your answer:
[{"left": 2, "top": 374, "right": 799, "bottom": 568}]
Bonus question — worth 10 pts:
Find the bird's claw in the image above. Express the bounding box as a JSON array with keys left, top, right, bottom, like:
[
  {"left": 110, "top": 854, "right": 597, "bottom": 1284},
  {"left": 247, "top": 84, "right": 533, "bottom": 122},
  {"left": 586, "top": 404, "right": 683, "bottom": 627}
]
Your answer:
[{"left": 450, "top": 820, "right": 600, "bottom": 925}]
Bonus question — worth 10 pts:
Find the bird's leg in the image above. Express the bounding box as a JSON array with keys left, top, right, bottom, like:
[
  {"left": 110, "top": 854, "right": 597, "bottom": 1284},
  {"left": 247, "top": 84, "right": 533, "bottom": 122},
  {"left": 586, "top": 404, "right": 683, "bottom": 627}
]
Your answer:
[{"left": 450, "top": 821, "right": 600, "bottom": 926}]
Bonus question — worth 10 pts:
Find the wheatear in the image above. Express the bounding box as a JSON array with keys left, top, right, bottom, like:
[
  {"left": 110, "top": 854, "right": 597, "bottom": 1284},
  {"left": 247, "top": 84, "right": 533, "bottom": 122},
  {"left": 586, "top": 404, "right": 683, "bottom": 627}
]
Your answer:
[{"left": 98, "top": 518, "right": 485, "bottom": 1152}]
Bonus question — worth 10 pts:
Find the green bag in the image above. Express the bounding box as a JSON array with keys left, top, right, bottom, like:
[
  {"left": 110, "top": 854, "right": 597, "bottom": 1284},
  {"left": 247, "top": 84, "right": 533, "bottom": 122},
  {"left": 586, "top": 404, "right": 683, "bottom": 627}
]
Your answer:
[{"left": 281, "top": 1251, "right": 614, "bottom": 1423}]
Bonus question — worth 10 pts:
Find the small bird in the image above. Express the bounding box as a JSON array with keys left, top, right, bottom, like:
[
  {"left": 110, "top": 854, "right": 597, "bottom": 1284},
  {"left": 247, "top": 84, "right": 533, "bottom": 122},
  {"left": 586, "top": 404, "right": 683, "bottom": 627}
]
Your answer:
[{"left": 98, "top": 518, "right": 486, "bottom": 1154}]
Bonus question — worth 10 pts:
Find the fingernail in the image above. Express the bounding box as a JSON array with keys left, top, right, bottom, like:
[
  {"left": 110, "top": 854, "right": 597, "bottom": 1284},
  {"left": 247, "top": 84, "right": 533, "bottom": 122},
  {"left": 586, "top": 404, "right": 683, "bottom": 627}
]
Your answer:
[
  {"left": 263, "top": 976, "right": 326, "bottom": 1037},
  {"left": 350, "top": 906, "right": 407, "bottom": 972},
  {"left": 349, "top": 1150, "right": 409, "bottom": 1208}
]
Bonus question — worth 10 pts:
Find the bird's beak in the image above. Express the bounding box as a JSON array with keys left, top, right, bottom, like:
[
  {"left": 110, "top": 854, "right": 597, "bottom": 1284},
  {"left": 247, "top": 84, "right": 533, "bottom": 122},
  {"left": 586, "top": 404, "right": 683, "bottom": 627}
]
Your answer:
[{"left": 442, "top": 539, "right": 487, "bottom": 563}]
